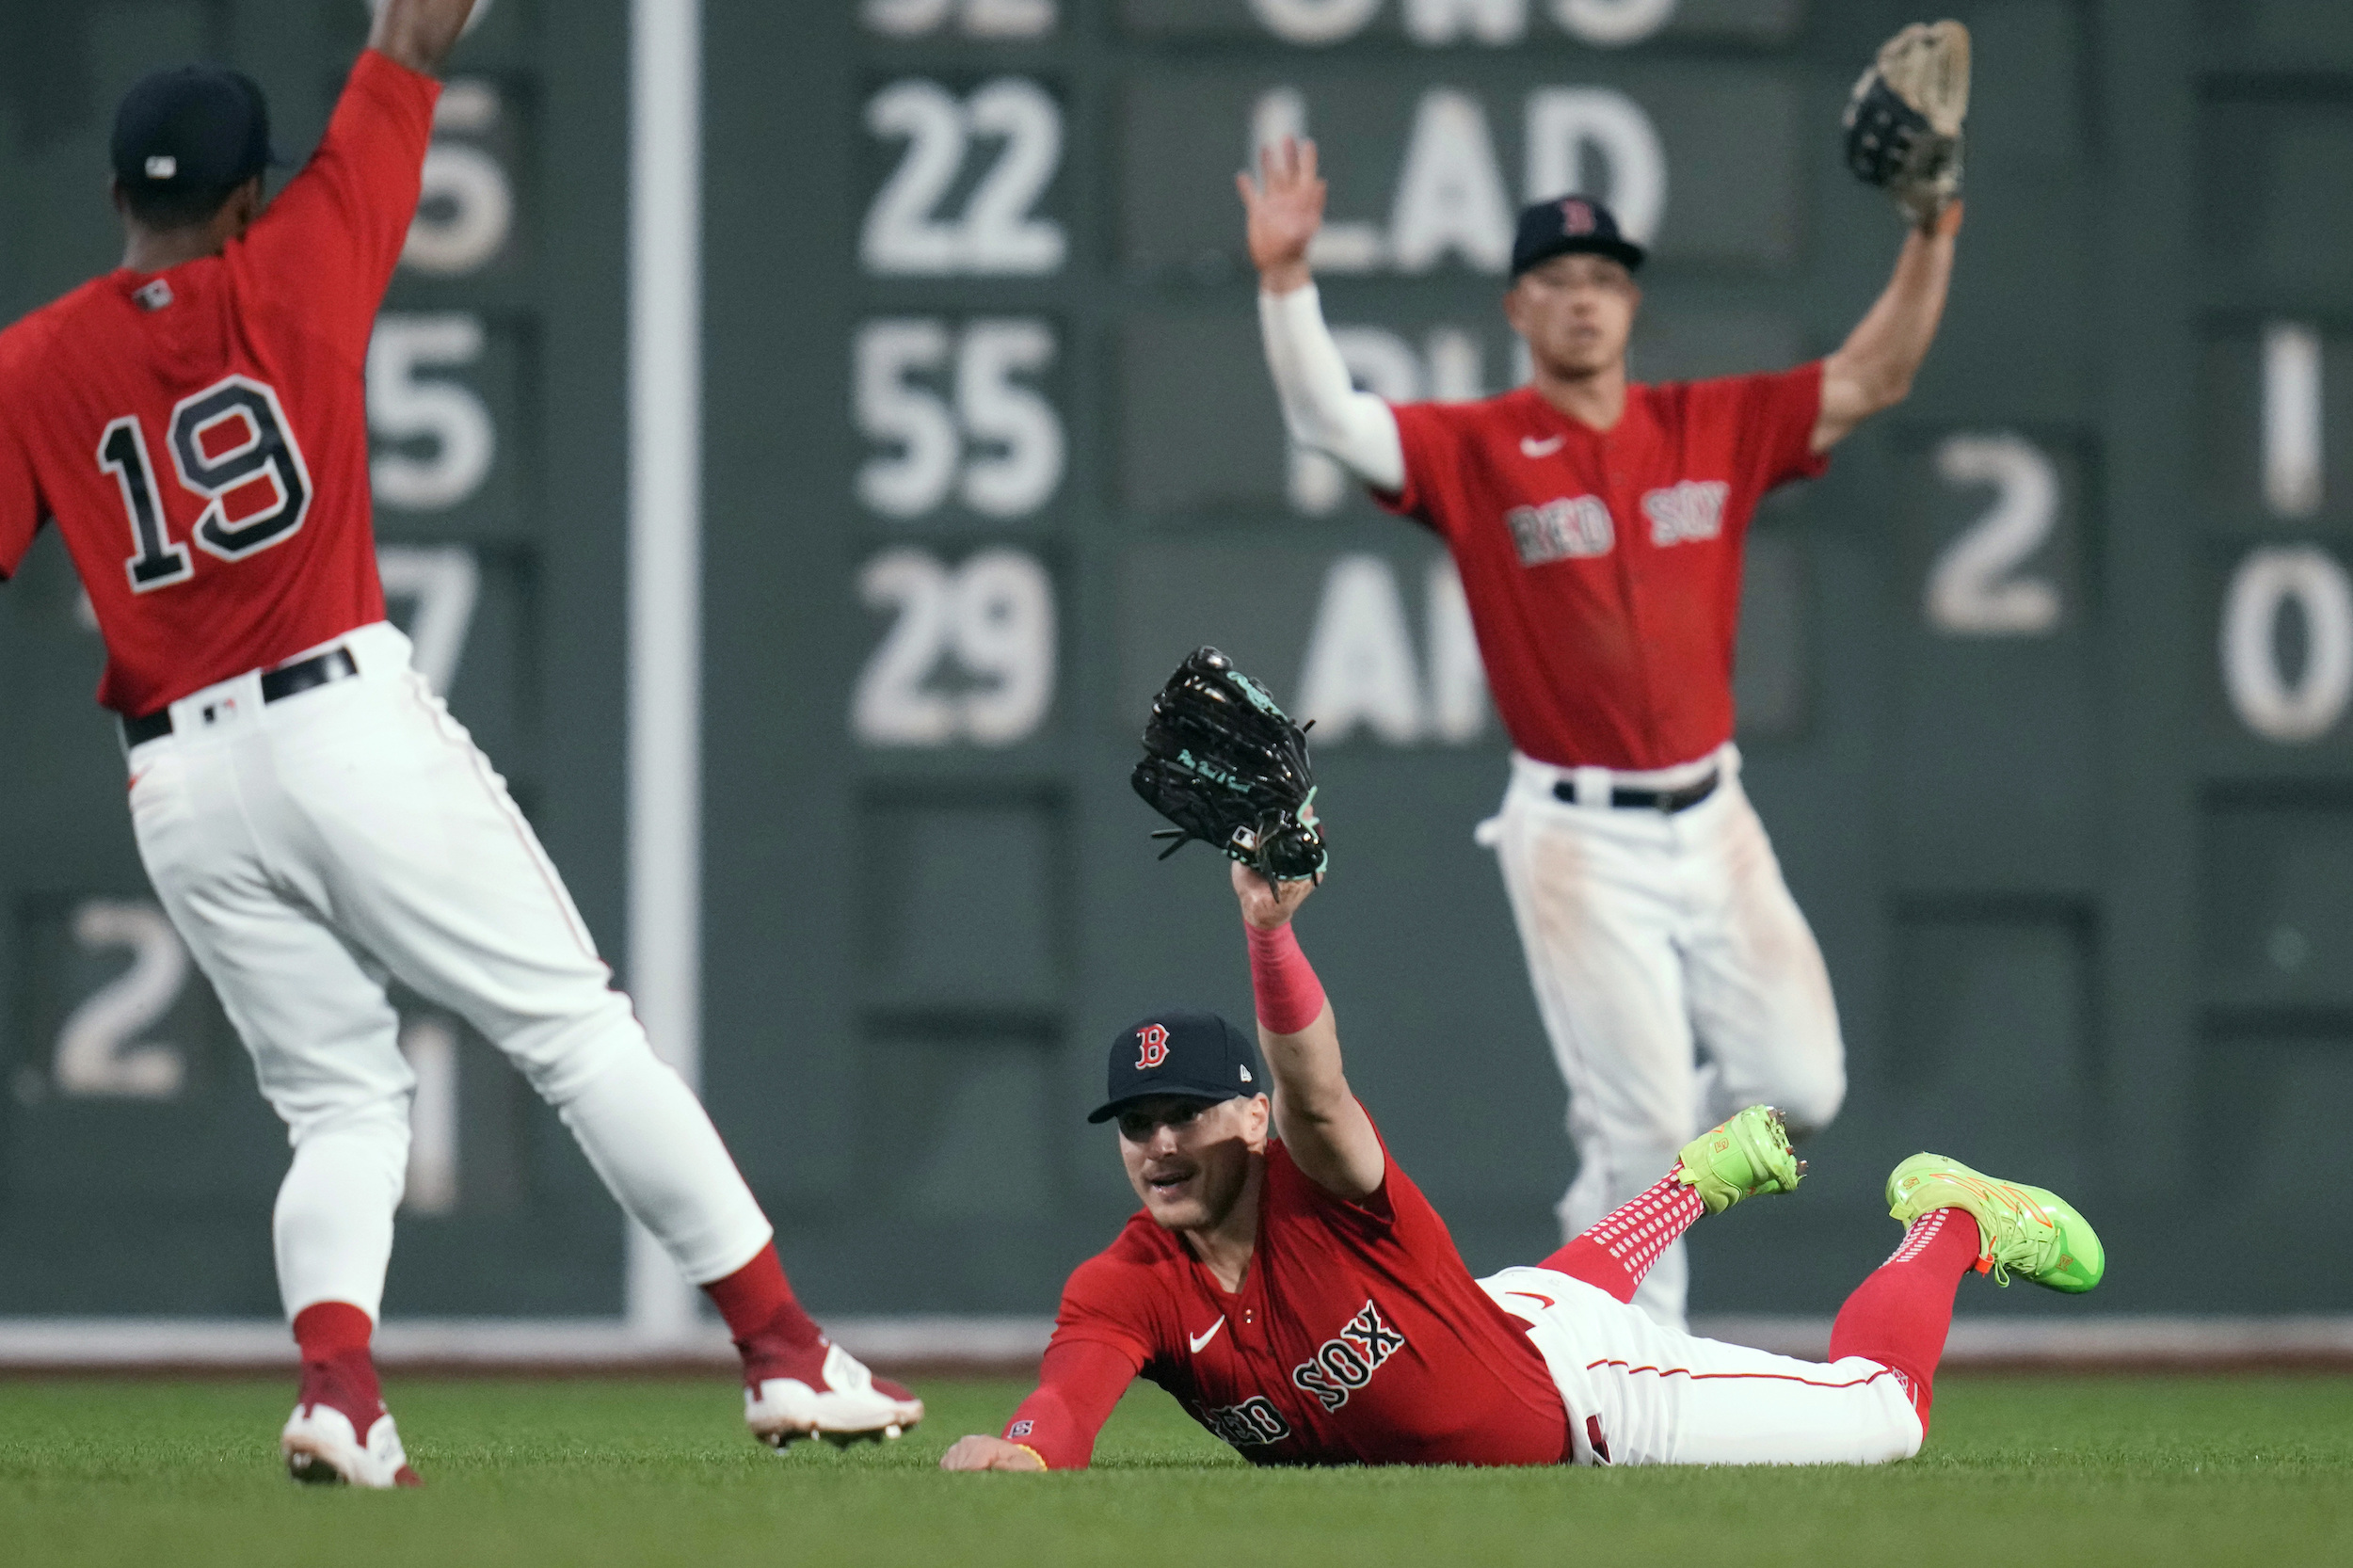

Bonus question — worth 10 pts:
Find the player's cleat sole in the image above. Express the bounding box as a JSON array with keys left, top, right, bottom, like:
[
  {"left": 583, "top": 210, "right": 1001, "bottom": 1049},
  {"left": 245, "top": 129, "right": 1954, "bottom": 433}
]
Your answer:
[
  {"left": 1675, "top": 1104, "right": 1805, "bottom": 1214},
  {"left": 280, "top": 1402, "right": 423, "bottom": 1488},
  {"left": 744, "top": 1341, "right": 925, "bottom": 1451},
  {"left": 1886, "top": 1152, "right": 2105, "bottom": 1293}
]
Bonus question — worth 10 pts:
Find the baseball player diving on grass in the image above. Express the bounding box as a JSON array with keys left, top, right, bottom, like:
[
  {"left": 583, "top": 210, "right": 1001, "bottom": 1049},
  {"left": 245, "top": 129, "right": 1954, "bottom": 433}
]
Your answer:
[
  {"left": 0, "top": 0, "right": 918, "bottom": 1485},
  {"left": 942, "top": 650, "right": 2103, "bottom": 1472},
  {"left": 1232, "top": 23, "right": 1976, "bottom": 1329}
]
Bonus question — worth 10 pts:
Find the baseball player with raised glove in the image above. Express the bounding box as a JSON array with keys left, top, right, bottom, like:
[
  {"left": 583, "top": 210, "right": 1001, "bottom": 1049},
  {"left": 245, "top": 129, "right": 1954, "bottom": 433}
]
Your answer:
[
  {"left": 1236, "top": 22, "right": 1970, "bottom": 1329},
  {"left": 0, "top": 0, "right": 917, "bottom": 1485},
  {"left": 944, "top": 678, "right": 2102, "bottom": 1471}
]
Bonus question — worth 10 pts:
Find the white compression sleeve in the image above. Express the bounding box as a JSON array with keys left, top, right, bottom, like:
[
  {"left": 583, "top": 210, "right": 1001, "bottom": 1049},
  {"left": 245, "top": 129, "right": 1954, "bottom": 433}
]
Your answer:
[{"left": 1258, "top": 284, "right": 1406, "bottom": 493}]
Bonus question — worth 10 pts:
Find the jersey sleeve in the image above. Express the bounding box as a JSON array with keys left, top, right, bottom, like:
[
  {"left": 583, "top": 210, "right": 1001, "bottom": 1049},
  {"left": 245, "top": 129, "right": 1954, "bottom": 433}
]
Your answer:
[
  {"left": 0, "top": 352, "right": 44, "bottom": 579},
  {"left": 237, "top": 49, "right": 440, "bottom": 364},
  {"left": 998, "top": 1336, "right": 1142, "bottom": 1470},
  {"left": 999, "top": 1253, "right": 1154, "bottom": 1468},
  {"left": 1715, "top": 360, "right": 1831, "bottom": 495},
  {"left": 1373, "top": 401, "right": 1470, "bottom": 537}
]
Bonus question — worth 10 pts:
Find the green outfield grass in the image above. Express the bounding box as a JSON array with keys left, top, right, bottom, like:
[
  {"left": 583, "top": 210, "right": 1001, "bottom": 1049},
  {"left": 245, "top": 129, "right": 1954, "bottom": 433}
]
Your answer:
[{"left": 1, "top": 1373, "right": 2347, "bottom": 1567}]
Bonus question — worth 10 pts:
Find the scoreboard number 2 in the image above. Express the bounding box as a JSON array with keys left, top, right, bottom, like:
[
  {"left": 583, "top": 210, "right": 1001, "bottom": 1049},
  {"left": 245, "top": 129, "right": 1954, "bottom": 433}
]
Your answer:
[
  {"left": 854, "top": 547, "right": 1057, "bottom": 746},
  {"left": 861, "top": 78, "right": 1066, "bottom": 278}
]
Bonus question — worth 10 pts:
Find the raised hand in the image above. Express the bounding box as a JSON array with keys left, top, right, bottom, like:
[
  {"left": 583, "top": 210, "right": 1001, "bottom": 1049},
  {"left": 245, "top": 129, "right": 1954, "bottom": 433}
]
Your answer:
[
  {"left": 1235, "top": 136, "right": 1327, "bottom": 294},
  {"left": 1232, "top": 856, "right": 1318, "bottom": 931}
]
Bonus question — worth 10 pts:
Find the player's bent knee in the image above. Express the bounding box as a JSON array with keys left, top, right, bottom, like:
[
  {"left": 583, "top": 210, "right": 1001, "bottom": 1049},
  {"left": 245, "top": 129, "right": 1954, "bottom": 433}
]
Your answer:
[{"left": 495, "top": 995, "right": 654, "bottom": 1106}]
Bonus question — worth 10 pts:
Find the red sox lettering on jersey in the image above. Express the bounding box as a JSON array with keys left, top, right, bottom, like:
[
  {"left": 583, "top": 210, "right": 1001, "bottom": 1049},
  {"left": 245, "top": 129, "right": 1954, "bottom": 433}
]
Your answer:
[
  {"left": 1381, "top": 366, "right": 1829, "bottom": 772},
  {"left": 1289, "top": 1298, "right": 1408, "bottom": 1412}
]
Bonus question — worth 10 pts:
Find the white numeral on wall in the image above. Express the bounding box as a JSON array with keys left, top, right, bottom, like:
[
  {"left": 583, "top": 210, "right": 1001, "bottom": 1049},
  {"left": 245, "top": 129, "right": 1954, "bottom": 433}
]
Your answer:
[
  {"left": 862, "top": 78, "right": 1065, "bottom": 277},
  {"left": 402, "top": 80, "right": 512, "bottom": 277},
  {"left": 863, "top": 0, "right": 1055, "bottom": 38},
  {"left": 2221, "top": 545, "right": 2353, "bottom": 744},
  {"left": 54, "top": 901, "right": 187, "bottom": 1098},
  {"left": 369, "top": 315, "right": 496, "bottom": 511},
  {"left": 1925, "top": 433, "right": 2062, "bottom": 637},
  {"left": 854, "top": 548, "right": 1057, "bottom": 746},
  {"left": 856, "top": 319, "right": 1064, "bottom": 519},
  {"left": 2263, "top": 322, "right": 2323, "bottom": 519},
  {"left": 399, "top": 1016, "right": 460, "bottom": 1215},
  {"left": 377, "top": 544, "right": 481, "bottom": 696}
]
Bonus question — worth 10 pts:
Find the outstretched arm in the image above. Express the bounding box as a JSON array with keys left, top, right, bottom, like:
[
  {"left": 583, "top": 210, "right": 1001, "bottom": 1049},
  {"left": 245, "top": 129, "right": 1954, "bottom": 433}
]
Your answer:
[
  {"left": 368, "top": 0, "right": 480, "bottom": 76},
  {"left": 1233, "top": 863, "right": 1384, "bottom": 1200},
  {"left": 1239, "top": 138, "right": 1405, "bottom": 492},
  {"left": 1813, "top": 202, "right": 1963, "bottom": 453},
  {"left": 940, "top": 1337, "right": 1139, "bottom": 1472}
]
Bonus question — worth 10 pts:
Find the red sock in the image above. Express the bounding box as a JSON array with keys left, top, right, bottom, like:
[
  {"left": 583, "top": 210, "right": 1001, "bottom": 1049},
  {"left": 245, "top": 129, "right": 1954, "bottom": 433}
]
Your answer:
[
  {"left": 1827, "top": 1208, "right": 1979, "bottom": 1432},
  {"left": 291, "top": 1301, "right": 385, "bottom": 1429},
  {"left": 703, "top": 1241, "right": 825, "bottom": 1384},
  {"left": 1539, "top": 1172, "right": 1707, "bottom": 1304}
]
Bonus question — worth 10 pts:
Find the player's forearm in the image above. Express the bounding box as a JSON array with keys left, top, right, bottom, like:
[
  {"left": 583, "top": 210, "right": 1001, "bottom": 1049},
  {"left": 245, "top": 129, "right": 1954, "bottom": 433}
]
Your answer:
[
  {"left": 1823, "top": 219, "right": 1957, "bottom": 419},
  {"left": 367, "top": 0, "right": 478, "bottom": 75},
  {"left": 1259, "top": 285, "right": 1407, "bottom": 492},
  {"left": 1248, "top": 920, "right": 1384, "bottom": 1195},
  {"left": 997, "top": 1339, "right": 1137, "bottom": 1469}
]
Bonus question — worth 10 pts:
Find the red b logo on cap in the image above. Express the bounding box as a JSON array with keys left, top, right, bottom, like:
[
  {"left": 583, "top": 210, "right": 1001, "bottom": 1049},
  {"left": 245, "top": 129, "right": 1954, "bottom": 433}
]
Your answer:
[
  {"left": 1560, "top": 198, "right": 1596, "bottom": 235},
  {"left": 1134, "top": 1024, "right": 1171, "bottom": 1069}
]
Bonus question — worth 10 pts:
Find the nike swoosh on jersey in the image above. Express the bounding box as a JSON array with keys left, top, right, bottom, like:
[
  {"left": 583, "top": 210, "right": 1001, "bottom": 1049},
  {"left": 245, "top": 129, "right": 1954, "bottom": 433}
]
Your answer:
[
  {"left": 1189, "top": 1317, "right": 1226, "bottom": 1353},
  {"left": 1520, "top": 435, "right": 1566, "bottom": 457},
  {"left": 1505, "top": 1289, "right": 1557, "bottom": 1310}
]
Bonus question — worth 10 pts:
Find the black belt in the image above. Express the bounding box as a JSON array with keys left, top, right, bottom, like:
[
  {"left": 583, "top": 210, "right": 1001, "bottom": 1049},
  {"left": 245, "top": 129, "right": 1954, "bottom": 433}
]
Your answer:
[
  {"left": 1553, "top": 768, "right": 1721, "bottom": 814},
  {"left": 120, "top": 647, "right": 360, "bottom": 747}
]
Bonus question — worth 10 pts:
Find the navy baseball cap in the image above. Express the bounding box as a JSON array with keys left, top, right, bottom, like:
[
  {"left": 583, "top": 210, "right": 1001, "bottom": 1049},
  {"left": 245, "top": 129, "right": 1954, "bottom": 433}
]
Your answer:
[
  {"left": 1087, "top": 1010, "right": 1265, "bottom": 1124},
  {"left": 1512, "top": 194, "right": 1645, "bottom": 278},
  {"left": 111, "top": 65, "right": 282, "bottom": 195}
]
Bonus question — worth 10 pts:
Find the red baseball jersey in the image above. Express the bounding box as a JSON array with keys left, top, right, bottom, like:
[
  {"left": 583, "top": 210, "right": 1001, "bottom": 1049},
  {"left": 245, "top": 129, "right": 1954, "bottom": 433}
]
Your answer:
[
  {"left": 1382, "top": 366, "right": 1829, "bottom": 772},
  {"left": 1040, "top": 1127, "right": 1568, "bottom": 1466},
  {"left": 0, "top": 49, "right": 438, "bottom": 717}
]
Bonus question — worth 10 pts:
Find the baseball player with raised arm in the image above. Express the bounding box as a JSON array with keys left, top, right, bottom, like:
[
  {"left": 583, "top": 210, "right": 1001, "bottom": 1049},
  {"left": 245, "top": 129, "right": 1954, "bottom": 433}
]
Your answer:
[
  {"left": 1233, "top": 24, "right": 1973, "bottom": 1328},
  {"left": 939, "top": 854, "right": 2102, "bottom": 1473},
  {"left": 0, "top": 0, "right": 917, "bottom": 1485}
]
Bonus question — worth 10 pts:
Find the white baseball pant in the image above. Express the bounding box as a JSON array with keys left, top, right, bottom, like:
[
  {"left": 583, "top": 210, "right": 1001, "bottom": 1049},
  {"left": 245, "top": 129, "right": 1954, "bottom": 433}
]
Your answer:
[
  {"left": 123, "top": 621, "right": 772, "bottom": 1320},
  {"left": 1478, "top": 746, "right": 1846, "bottom": 1330},
  {"left": 1481, "top": 1266, "right": 1922, "bottom": 1465}
]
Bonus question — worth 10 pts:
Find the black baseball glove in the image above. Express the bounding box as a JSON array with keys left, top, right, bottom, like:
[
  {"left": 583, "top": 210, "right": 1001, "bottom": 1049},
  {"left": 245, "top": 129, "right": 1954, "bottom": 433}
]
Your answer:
[
  {"left": 1131, "top": 647, "right": 1327, "bottom": 883},
  {"left": 1843, "top": 20, "right": 1971, "bottom": 229}
]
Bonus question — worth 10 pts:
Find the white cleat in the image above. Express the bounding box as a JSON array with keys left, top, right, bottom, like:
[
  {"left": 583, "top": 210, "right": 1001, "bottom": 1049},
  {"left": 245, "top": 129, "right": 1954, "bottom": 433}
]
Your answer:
[
  {"left": 280, "top": 1402, "right": 422, "bottom": 1488},
  {"left": 744, "top": 1341, "right": 925, "bottom": 1450}
]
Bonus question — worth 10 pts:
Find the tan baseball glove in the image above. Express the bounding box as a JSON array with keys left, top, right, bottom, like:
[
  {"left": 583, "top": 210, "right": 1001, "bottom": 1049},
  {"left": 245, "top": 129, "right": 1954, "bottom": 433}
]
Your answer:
[{"left": 1843, "top": 21, "right": 1971, "bottom": 229}]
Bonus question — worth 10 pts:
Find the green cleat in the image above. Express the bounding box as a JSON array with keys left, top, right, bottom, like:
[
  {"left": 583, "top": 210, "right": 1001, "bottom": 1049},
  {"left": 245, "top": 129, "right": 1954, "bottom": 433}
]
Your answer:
[
  {"left": 1675, "top": 1105, "right": 1805, "bottom": 1215},
  {"left": 1886, "top": 1153, "right": 2105, "bottom": 1293}
]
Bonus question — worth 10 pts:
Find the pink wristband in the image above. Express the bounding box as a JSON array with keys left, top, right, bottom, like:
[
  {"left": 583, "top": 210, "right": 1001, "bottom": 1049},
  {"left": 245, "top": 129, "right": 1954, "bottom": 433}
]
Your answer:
[{"left": 1246, "top": 920, "right": 1327, "bottom": 1035}]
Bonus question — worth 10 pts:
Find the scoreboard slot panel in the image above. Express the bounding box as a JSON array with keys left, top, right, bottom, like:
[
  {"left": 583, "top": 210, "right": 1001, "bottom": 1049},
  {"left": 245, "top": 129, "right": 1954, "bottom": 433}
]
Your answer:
[
  {"left": 2199, "top": 793, "right": 2353, "bottom": 1012},
  {"left": 856, "top": 791, "right": 1069, "bottom": 1013},
  {"left": 2199, "top": 96, "right": 2353, "bottom": 309},
  {"left": 1881, "top": 904, "right": 2097, "bottom": 1196},
  {"left": 1120, "top": 65, "right": 1802, "bottom": 282},
  {"left": 2188, "top": 1025, "right": 2353, "bottom": 1250},
  {"left": 1116, "top": 0, "right": 1802, "bottom": 48}
]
